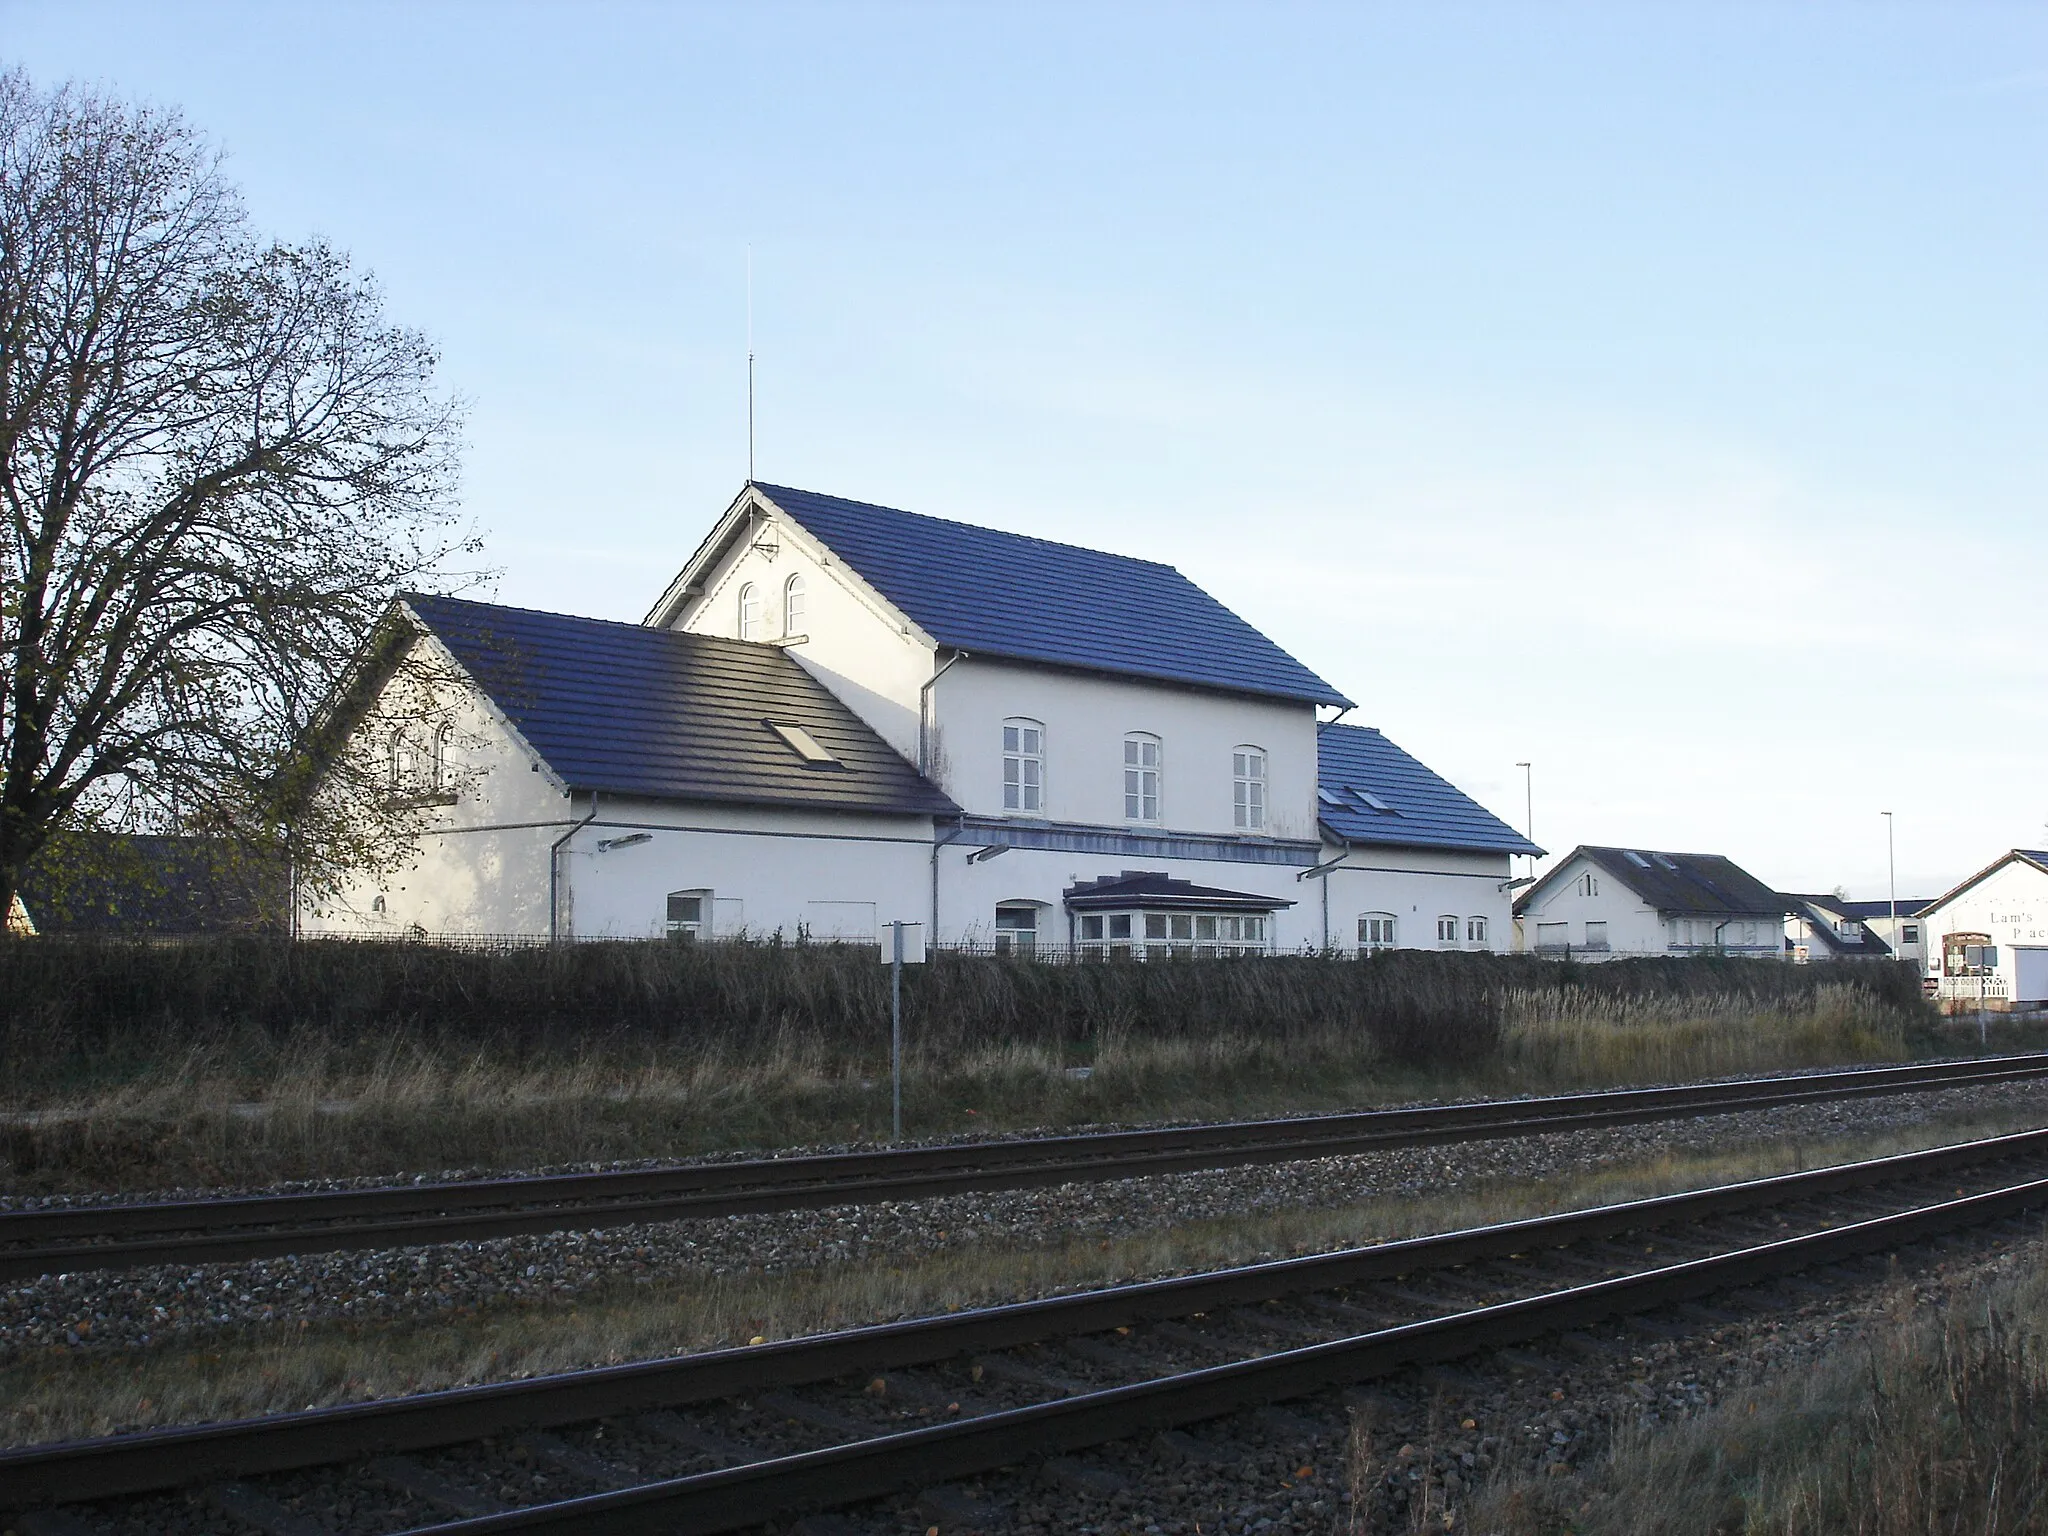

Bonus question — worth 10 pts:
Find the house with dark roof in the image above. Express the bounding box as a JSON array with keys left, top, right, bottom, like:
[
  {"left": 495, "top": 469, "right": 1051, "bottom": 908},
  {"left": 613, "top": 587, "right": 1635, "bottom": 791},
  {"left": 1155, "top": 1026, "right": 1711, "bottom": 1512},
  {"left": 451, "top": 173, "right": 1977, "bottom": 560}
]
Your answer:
[
  {"left": 12, "top": 832, "right": 284, "bottom": 935},
  {"left": 1818, "top": 896, "right": 1934, "bottom": 970},
  {"left": 304, "top": 594, "right": 958, "bottom": 941},
  {"left": 1916, "top": 850, "right": 2048, "bottom": 1006},
  {"left": 1782, "top": 894, "right": 1895, "bottom": 964},
  {"left": 309, "top": 483, "right": 1536, "bottom": 951},
  {"left": 1310, "top": 724, "right": 1540, "bottom": 955},
  {"left": 1512, "top": 846, "right": 1789, "bottom": 959}
]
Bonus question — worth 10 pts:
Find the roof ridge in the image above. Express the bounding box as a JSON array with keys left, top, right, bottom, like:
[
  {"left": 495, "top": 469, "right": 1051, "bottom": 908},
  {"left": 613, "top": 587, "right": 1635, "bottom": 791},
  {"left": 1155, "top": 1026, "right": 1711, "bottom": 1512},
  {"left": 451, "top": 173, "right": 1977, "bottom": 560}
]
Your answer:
[
  {"left": 752, "top": 482, "right": 1185, "bottom": 574},
  {"left": 405, "top": 592, "right": 770, "bottom": 652}
]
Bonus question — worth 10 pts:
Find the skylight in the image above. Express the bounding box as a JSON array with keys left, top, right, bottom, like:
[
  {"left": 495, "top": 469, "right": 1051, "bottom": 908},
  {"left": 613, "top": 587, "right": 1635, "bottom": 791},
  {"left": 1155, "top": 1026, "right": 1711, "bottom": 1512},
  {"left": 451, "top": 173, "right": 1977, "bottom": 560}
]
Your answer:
[
  {"left": 1351, "top": 788, "right": 1396, "bottom": 813},
  {"left": 1624, "top": 850, "right": 1651, "bottom": 867},
  {"left": 1317, "top": 788, "right": 1345, "bottom": 807},
  {"left": 765, "top": 720, "right": 841, "bottom": 767},
  {"left": 1653, "top": 853, "right": 1680, "bottom": 870}
]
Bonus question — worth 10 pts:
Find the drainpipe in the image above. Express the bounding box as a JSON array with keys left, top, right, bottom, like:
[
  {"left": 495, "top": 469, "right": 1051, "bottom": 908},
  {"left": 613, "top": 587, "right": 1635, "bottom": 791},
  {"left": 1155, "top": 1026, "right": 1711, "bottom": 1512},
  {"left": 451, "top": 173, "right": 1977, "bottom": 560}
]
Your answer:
[
  {"left": 930, "top": 821, "right": 964, "bottom": 943},
  {"left": 918, "top": 649, "right": 969, "bottom": 777},
  {"left": 548, "top": 790, "right": 599, "bottom": 944}
]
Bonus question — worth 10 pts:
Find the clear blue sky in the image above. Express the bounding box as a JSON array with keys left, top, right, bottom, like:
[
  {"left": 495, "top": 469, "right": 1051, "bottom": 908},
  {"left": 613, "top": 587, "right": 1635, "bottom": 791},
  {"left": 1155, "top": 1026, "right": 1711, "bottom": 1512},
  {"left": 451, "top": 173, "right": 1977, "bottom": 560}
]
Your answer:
[{"left": 7, "top": 2, "right": 2043, "bottom": 900}]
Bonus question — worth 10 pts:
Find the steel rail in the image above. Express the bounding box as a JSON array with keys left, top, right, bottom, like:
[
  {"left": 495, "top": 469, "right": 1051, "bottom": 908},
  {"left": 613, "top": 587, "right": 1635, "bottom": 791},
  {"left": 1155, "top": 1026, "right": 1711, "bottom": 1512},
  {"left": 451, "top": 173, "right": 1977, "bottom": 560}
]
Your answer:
[
  {"left": 403, "top": 1173, "right": 2048, "bottom": 1536},
  {"left": 4, "top": 1052, "right": 2045, "bottom": 1283},
  {"left": 6, "top": 1124, "right": 2047, "bottom": 1511}
]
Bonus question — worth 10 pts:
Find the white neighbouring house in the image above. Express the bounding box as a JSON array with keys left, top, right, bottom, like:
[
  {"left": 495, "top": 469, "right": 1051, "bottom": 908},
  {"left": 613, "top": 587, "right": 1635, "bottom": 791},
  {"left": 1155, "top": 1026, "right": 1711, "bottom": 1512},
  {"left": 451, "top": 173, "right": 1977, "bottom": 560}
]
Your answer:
[
  {"left": 1915, "top": 850, "right": 2048, "bottom": 1007},
  {"left": 307, "top": 483, "right": 1539, "bottom": 952},
  {"left": 1782, "top": 894, "right": 1896, "bottom": 965},
  {"left": 1512, "top": 846, "right": 1788, "bottom": 959}
]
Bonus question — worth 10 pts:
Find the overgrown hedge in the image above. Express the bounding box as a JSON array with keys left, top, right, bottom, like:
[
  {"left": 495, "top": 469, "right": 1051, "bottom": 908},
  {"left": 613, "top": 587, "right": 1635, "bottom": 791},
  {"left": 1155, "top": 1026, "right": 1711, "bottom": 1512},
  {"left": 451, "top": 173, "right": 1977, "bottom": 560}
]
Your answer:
[{"left": 0, "top": 935, "right": 1929, "bottom": 1072}]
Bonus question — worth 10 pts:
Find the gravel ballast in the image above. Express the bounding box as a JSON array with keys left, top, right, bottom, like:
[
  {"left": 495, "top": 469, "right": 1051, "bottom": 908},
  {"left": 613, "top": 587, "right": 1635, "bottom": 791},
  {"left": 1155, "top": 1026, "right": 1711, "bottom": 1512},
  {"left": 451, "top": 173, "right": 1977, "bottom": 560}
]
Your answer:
[{"left": 6, "top": 1078, "right": 2047, "bottom": 1363}]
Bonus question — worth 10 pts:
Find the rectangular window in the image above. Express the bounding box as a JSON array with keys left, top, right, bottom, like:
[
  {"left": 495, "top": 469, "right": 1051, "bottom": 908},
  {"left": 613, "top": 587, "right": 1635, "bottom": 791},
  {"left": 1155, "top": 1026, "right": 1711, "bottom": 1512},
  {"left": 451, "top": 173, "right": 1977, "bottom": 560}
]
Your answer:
[
  {"left": 802, "top": 901, "right": 877, "bottom": 942},
  {"left": 1123, "top": 736, "right": 1161, "bottom": 822},
  {"left": 1584, "top": 920, "right": 1609, "bottom": 951},
  {"left": 994, "top": 905, "right": 1038, "bottom": 957},
  {"left": 1002, "top": 721, "right": 1044, "bottom": 813},
  {"left": 665, "top": 890, "right": 708, "bottom": 943},
  {"left": 1076, "top": 908, "right": 1269, "bottom": 959},
  {"left": 1232, "top": 749, "right": 1267, "bottom": 830},
  {"left": 1902, "top": 924, "right": 1920, "bottom": 944},
  {"left": 1536, "top": 920, "right": 1568, "bottom": 952}
]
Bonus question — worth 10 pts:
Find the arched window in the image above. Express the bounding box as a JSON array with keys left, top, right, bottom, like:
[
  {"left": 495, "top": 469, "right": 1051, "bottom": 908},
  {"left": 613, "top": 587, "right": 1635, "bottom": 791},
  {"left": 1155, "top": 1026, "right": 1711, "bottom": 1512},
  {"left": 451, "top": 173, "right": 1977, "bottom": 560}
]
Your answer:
[
  {"left": 783, "top": 574, "right": 806, "bottom": 636},
  {"left": 388, "top": 726, "right": 418, "bottom": 791},
  {"left": 1123, "top": 733, "right": 1161, "bottom": 822},
  {"left": 1466, "top": 915, "right": 1489, "bottom": 946},
  {"left": 738, "top": 583, "right": 762, "bottom": 641},
  {"left": 429, "top": 722, "right": 453, "bottom": 792},
  {"left": 1436, "top": 914, "right": 1460, "bottom": 946},
  {"left": 1002, "top": 718, "right": 1044, "bottom": 813},
  {"left": 1358, "top": 912, "right": 1397, "bottom": 953},
  {"left": 1232, "top": 746, "right": 1266, "bottom": 830}
]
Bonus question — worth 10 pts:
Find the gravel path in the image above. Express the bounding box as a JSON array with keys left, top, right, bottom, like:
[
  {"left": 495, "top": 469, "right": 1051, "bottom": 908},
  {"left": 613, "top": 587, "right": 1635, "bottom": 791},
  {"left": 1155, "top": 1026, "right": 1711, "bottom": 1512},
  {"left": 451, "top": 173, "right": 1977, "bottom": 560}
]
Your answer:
[{"left": 6, "top": 1078, "right": 2046, "bottom": 1362}]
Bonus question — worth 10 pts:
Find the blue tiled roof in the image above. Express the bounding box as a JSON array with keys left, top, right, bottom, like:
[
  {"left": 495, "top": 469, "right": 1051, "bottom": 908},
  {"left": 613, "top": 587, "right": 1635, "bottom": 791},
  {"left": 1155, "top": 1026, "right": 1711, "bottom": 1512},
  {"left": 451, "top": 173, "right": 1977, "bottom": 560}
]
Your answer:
[
  {"left": 402, "top": 594, "right": 956, "bottom": 818},
  {"left": 1316, "top": 724, "right": 1541, "bottom": 856},
  {"left": 752, "top": 484, "right": 1351, "bottom": 708}
]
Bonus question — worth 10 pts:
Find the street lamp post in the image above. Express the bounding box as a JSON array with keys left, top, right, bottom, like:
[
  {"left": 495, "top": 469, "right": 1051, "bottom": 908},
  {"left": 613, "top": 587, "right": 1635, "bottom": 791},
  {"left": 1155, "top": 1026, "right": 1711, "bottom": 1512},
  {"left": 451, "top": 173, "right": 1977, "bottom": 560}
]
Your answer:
[
  {"left": 1515, "top": 762, "right": 1534, "bottom": 872},
  {"left": 1882, "top": 811, "right": 1897, "bottom": 955}
]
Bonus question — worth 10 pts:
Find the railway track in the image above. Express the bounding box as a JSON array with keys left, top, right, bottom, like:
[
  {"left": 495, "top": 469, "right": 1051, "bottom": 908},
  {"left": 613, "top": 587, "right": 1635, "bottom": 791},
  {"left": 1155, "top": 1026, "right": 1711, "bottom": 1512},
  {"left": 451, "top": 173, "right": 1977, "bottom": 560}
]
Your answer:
[
  {"left": 7, "top": 1125, "right": 2048, "bottom": 1534},
  {"left": 5, "top": 1051, "right": 2046, "bottom": 1283}
]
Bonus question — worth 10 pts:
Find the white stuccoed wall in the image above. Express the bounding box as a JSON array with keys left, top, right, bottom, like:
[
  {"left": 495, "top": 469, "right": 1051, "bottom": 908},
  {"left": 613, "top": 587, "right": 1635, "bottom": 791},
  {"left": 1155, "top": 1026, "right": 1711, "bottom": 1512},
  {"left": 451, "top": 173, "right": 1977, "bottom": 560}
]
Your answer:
[
  {"left": 1318, "top": 844, "right": 1517, "bottom": 954},
  {"left": 931, "top": 657, "right": 1318, "bottom": 835},
  {"left": 1512, "top": 852, "right": 1670, "bottom": 956},
  {"left": 666, "top": 510, "right": 935, "bottom": 763},
  {"left": 304, "top": 635, "right": 573, "bottom": 936},
  {"left": 304, "top": 634, "right": 934, "bottom": 942},
  {"left": 1921, "top": 858, "right": 2048, "bottom": 1000},
  {"left": 556, "top": 798, "right": 933, "bottom": 940},
  {"left": 939, "top": 844, "right": 1317, "bottom": 950}
]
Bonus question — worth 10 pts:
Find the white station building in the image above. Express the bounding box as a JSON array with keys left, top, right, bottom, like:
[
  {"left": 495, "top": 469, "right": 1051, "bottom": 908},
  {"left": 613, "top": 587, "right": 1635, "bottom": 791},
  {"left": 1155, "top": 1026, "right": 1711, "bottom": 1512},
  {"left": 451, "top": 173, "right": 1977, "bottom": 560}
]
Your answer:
[{"left": 308, "top": 483, "right": 1539, "bottom": 953}]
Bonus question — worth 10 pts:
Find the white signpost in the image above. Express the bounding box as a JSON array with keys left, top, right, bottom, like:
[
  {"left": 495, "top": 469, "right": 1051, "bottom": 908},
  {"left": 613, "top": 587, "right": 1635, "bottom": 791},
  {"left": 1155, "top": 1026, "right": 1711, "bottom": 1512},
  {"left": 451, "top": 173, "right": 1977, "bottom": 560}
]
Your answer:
[{"left": 882, "top": 921, "right": 926, "bottom": 1140}]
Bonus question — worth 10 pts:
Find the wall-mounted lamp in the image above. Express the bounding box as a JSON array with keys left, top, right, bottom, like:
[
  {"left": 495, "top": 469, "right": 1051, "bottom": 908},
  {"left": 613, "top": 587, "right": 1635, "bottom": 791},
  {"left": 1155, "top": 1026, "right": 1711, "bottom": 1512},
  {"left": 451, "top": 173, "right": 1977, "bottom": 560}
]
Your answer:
[
  {"left": 965, "top": 845, "right": 1010, "bottom": 864},
  {"left": 596, "top": 832, "right": 653, "bottom": 852}
]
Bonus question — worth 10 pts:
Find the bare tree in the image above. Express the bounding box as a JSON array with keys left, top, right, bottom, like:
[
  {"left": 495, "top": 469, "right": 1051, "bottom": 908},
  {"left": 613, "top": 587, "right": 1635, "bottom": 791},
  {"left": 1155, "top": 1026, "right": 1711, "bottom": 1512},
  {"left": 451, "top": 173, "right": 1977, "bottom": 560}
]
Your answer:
[{"left": 0, "top": 70, "right": 472, "bottom": 926}]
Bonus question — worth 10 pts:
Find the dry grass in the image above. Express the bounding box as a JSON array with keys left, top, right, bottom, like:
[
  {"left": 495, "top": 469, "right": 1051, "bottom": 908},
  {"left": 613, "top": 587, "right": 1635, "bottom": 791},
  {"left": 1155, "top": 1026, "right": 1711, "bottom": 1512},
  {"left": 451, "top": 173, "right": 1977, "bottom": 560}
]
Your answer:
[
  {"left": 1470, "top": 1249, "right": 2048, "bottom": 1535},
  {"left": 1501, "top": 983, "right": 1908, "bottom": 1087},
  {"left": 8, "top": 1098, "right": 2045, "bottom": 1451},
  {"left": 0, "top": 946, "right": 1932, "bottom": 1191},
  {"left": 4, "top": 992, "right": 1915, "bottom": 1194}
]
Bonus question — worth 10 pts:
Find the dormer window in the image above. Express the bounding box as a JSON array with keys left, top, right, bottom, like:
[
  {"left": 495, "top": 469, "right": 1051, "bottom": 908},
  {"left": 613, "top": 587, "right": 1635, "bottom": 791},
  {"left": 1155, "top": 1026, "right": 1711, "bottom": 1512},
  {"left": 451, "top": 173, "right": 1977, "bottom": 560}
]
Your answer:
[
  {"left": 738, "top": 583, "right": 762, "bottom": 641},
  {"left": 1123, "top": 733, "right": 1161, "bottom": 823},
  {"left": 1002, "top": 718, "right": 1044, "bottom": 813},
  {"left": 783, "top": 574, "right": 806, "bottom": 636},
  {"left": 1232, "top": 747, "right": 1266, "bottom": 830}
]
